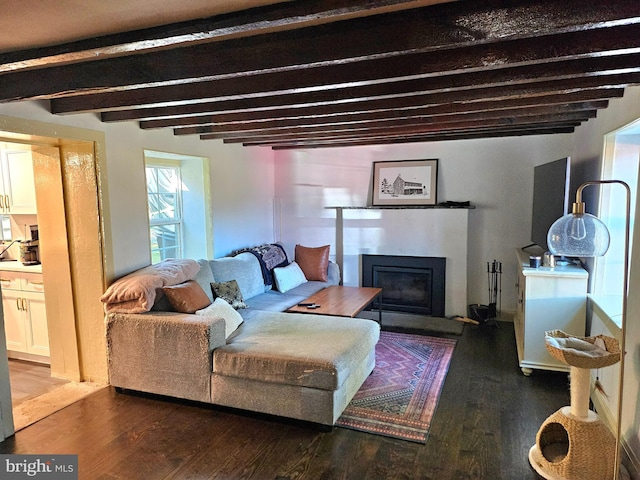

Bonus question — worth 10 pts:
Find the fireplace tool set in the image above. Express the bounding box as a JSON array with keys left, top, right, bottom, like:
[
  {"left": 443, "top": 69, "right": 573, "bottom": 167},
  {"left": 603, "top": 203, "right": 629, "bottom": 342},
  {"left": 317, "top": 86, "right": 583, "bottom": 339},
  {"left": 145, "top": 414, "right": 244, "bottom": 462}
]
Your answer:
[
  {"left": 486, "top": 259, "right": 502, "bottom": 324},
  {"left": 467, "top": 259, "right": 502, "bottom": 324}
]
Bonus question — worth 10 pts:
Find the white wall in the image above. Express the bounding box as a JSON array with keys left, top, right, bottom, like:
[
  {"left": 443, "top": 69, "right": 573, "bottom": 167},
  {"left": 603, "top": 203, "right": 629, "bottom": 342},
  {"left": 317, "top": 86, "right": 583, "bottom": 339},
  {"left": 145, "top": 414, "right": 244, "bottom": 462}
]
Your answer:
[
  {"left": 274, "top": 135, "right": 572, "bottom": 313},
  {"left": 571, "top": 85, "right": 640, "bottom": 474},
  {"left": 0, "top": 100, "right": 576, "bottom": 311},
  {"left": 0, "top": 101, "right": 276, "bottom": 279}
]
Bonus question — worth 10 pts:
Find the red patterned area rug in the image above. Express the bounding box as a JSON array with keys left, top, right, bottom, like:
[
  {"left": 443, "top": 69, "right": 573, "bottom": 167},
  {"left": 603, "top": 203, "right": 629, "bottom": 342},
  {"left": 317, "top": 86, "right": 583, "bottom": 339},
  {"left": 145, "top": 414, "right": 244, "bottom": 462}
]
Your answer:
[{"left": 336, "top": 331, "right": 457, "bottom": 443}]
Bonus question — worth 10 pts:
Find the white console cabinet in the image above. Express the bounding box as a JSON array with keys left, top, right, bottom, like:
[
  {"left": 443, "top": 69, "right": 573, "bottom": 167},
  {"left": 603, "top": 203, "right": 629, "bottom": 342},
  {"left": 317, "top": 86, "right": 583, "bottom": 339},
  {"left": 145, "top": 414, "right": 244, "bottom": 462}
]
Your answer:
[{"left": 514, "top": 249, "right": 587, "bottom": 376}]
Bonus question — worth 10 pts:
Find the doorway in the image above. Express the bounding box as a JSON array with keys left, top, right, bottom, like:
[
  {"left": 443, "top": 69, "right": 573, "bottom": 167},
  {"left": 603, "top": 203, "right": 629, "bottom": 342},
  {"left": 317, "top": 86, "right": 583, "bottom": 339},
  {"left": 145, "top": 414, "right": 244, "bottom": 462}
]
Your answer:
[
  {"left": 0, "top": 117, "right": 110, "bottom": 438},
  {"left": 0, "top": 142, "right": 59, "bottom": 427}
]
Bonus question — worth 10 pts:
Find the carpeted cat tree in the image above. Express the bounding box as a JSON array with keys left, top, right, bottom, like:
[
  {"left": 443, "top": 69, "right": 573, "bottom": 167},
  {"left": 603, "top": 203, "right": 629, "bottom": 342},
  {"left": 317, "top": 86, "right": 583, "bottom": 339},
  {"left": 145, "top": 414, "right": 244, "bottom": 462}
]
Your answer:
[{"left": 529, "top": 330, "right": 628, "bottom": 480}]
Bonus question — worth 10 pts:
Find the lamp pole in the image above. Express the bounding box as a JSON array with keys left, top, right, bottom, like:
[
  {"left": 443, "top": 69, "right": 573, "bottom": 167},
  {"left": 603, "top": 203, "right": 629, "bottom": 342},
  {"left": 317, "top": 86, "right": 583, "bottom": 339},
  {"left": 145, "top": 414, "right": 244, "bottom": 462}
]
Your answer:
[{"left": 579, "top": 180, "right": 630, "bottom": 480}]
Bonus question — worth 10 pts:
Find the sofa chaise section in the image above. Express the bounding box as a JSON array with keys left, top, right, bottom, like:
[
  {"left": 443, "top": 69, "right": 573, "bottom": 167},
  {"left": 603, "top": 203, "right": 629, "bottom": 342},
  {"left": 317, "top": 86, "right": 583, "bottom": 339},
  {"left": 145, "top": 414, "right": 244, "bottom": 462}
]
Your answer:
[
  {"left": 210, "top": 311, "right": 379, "bottom": 425},
  {"left": 106, "top": 309, "right": 379, "bottom": 425}
]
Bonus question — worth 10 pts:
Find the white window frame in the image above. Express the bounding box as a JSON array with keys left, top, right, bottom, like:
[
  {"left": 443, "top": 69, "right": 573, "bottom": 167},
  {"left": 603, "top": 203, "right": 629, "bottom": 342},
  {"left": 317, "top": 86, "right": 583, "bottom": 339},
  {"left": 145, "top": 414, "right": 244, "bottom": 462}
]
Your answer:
[
  {"left": 145, "top": 160, "right": 184, "bottom": 262},
  {"left": 144, "top": 149, "right": 213, "bottom": 262},
  {"left": 593, "top": 118, "right": 640, "bottom": 309}
]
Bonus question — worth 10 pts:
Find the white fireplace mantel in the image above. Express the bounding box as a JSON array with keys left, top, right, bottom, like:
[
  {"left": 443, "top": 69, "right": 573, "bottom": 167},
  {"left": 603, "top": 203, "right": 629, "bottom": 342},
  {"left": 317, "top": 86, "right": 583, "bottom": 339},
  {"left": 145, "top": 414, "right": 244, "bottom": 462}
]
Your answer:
[{"left": 328, "top": 206, "right": 470, "bottom": 317}]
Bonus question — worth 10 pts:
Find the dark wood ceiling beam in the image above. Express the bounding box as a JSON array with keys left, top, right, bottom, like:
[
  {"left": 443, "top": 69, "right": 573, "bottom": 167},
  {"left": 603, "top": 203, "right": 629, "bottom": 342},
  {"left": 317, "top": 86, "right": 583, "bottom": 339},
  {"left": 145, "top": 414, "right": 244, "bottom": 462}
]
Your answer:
[
  {"left": 1, "top": 1, "right": 635, "bottom": 146},
  {"left": 57, "top": 51, "right": 640, "bottom": 116},
  {"left": 261, "top": 126, "right": 578, "bottom": 149},
  {"left": 230, "top": 122, "right": 580, "bottom": 147},
  {"left": 1, "top": 0, "right": 635, "bottom": 84},
  {"left": 133, "top": 53, "right": 640, "bottom": 128},
  {"left": 0, "top": 0, "right": 451, "bottom": 73},
  {"left": 218, "top": 123, "right": 585, "bottom": 146},
  {"left": 172, "top": 103, "right": 603, "bottom": 136},
  {"left": 30, "top": 24, "right": 640, "bottom": 107},
  {"left": 5, "top": 2, "right": 640, "bottom": 102},
  {"left": 161, "top": 78, "right": 625, "bottom": 131},
  {"left": 213, "top": 112, "right": 594, "bottom": 143},
  {"left": 166, "top": 100, "right": 607, "bottom": 133},
  {"left": 5, "top": 0, "right": 638, "bottom": 75},
  {"left": 106, "top": 84, "right": 624, "bottom": 124}
]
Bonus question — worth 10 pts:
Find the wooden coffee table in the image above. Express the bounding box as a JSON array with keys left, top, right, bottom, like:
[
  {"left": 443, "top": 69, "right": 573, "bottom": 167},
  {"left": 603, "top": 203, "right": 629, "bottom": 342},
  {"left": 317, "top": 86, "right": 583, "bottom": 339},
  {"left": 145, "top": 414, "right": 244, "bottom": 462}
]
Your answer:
[{"left": 287, "top": 285, "right": 382, "bottom": 323}]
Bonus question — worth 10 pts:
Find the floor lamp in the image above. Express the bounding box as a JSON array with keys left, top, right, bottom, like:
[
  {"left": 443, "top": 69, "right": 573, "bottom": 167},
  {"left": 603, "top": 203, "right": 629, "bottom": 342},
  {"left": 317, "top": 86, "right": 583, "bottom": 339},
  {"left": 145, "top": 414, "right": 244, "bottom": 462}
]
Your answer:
[{"left": 546, "top": 180, "right": 630, "bottom": 480}]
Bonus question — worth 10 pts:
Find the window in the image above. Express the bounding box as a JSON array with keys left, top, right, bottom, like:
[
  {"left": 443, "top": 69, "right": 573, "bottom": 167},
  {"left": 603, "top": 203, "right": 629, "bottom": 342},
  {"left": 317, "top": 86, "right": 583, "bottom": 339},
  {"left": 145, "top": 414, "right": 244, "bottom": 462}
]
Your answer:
[
  {"left": 146, "top": 163, "right": 183, "bottom": 262},
  {"left": 144, "top": 150, "right": 212, "bottom": 263},
  {"left": 593, "top": 118, "right": 640, "bottom": 305},
  {"left": 0, "top": 215, "right": 11, "bottom": 241}
]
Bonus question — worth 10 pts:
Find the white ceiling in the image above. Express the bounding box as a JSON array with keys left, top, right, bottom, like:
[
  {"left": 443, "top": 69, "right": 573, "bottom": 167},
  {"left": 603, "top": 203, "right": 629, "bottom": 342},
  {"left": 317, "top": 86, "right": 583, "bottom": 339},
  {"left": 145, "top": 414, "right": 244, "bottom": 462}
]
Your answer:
[{"left": 0, "top": 0, "right": 284, "bottom": 53}]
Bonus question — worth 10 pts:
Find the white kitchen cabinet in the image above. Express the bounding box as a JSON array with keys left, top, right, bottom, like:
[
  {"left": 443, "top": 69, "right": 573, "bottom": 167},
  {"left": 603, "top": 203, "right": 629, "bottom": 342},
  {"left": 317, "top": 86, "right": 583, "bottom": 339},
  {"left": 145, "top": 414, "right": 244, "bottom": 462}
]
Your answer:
[
  {"left": 0, "top": 150, "right": 37, "bottom": 215},
  {"left": 1, "top": 269, "right": 49, "bottom": 361},
  {"left": 514, "top": 249, "right": 588, "bottom": 376}
]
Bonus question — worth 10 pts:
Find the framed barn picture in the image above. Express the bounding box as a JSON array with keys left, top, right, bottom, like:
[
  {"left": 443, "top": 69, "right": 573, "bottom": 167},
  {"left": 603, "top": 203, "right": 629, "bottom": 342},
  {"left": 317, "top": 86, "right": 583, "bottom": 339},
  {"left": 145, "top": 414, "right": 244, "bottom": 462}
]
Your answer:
[{"left": 372, "top": 159, "right": 438, "bottom": 206}]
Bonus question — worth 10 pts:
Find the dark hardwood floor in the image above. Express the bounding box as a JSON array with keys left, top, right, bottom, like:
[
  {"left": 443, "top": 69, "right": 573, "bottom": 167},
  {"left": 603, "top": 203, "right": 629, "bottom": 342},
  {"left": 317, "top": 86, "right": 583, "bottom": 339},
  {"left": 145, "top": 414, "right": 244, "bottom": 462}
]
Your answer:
[
  {"left": 0, "top": 322, "right": 568, "bottom": 479},
  {"left": 8, "top": 359, "right": 68, "bottom": 406}
]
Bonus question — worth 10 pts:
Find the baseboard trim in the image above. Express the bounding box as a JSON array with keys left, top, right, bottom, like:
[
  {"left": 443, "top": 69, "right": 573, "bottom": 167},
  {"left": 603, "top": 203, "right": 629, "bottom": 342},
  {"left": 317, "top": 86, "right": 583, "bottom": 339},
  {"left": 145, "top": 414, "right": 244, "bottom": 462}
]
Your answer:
[
  {"left": 497, "top": 310, "right": 515, "bottom": 322},
  {"left": 591, "top": 380, "right": 639, "bottom": 478},
  {"left": 625, "top": 446, "right": 640, "bottom": 480}
]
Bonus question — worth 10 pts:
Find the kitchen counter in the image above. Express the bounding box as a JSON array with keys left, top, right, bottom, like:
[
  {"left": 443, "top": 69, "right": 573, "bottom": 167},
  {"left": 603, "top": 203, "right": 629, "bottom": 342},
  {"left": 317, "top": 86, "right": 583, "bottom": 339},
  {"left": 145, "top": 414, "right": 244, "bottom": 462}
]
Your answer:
[{"left": 0, "top": 260, "right": 42, "bottom": 274}]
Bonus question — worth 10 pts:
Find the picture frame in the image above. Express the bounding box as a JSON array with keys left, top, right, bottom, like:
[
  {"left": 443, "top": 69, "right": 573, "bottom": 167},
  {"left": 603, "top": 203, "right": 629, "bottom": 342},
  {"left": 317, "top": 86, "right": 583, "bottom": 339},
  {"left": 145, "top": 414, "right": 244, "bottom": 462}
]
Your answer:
[{"left": 372, "top": 159, "right": 438, "bottom": 206}]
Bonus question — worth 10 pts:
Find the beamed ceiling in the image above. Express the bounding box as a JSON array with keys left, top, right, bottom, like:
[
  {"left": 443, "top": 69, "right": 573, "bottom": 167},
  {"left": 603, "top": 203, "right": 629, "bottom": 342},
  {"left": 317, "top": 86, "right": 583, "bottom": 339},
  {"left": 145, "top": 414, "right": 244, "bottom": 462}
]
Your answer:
[{"left": 1, "top": 0, "right": 640, "bottom": 149}]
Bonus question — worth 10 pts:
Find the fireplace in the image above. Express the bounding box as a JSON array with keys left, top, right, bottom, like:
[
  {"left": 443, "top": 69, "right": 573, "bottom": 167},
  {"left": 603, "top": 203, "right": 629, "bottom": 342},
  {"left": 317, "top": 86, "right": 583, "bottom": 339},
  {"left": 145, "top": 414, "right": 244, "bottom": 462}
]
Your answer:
[{"left": 361, "top": 254, "right": 446, "bottom": 316}]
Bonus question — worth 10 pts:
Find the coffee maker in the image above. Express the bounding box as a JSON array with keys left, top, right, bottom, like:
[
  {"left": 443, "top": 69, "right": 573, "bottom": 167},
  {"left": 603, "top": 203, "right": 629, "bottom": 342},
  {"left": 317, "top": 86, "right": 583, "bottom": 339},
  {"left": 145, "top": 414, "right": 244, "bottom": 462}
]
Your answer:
[{"left": 20, "top": 225, "right": 40, "bottom": 265}]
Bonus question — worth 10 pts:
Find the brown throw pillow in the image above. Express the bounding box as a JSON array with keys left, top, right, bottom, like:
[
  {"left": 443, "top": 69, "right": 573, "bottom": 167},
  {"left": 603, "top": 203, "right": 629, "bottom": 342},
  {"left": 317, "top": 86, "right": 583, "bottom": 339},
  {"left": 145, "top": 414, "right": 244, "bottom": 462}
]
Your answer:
[
  {"left": 162, "top": 280, "right": 212, "bottom": 314},
  {"left": 294, "top": 244, "right": 330, "bottom": 282}
]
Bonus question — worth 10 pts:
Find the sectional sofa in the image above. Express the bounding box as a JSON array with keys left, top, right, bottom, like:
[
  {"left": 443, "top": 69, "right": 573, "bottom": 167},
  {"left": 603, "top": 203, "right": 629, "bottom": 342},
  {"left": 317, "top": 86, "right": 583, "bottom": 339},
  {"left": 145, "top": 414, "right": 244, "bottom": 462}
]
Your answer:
[{"left": 102, "top": 246, "right": 380, "bottom": 426}]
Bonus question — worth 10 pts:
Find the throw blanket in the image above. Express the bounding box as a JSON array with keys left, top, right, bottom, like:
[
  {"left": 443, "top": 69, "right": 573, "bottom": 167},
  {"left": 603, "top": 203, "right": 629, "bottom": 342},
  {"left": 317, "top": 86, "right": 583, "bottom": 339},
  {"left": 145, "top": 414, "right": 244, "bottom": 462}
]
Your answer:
[
  {"left": 100, "top": 259, "right": 200, "bottom": 314},
  {"left": 545, "top": 335, "right": 609, "bottom": 358},
  {"left": 234, "top": 243, "right": 288, "bottom": 286}
]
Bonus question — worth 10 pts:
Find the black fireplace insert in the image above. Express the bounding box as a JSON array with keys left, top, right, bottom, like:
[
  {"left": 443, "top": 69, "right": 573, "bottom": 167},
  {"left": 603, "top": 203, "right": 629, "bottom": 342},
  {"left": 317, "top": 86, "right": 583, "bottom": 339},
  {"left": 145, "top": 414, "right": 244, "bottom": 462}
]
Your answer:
[{"left": 361, "top": 254, "right": 446, "bottom": 316}]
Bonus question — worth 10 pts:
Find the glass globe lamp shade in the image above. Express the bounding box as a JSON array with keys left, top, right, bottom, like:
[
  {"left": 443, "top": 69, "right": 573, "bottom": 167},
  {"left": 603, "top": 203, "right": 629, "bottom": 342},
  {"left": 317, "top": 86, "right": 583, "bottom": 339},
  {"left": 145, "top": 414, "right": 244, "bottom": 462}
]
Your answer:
[{"left": 547, "top": 212, "right": 610, "bottom": 257}]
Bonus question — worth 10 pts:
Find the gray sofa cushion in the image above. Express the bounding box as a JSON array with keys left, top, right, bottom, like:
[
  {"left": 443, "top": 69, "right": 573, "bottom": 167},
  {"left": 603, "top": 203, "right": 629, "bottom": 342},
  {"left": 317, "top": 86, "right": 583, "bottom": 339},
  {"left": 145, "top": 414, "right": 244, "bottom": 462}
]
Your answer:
[
  {"left": 210, "top": 252, "right": 264, "bottom": 300},
  {"left": 286, "top": 280, "right": 333, "bottom": 298},
  {"left": 193, "top": 258, "right": 216, "bottom": 302},
  {"left": 243, "top": 280, "right": 329, "bottom": 312},
  {"left": 243, "top": 291, "right": 306, "bottom": 312},
  {"left": 327, "top": 261, "right": 341, "bottom": 285},
  {"left": 213, "top": 311, "right": 379, "bottom": 391}
]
